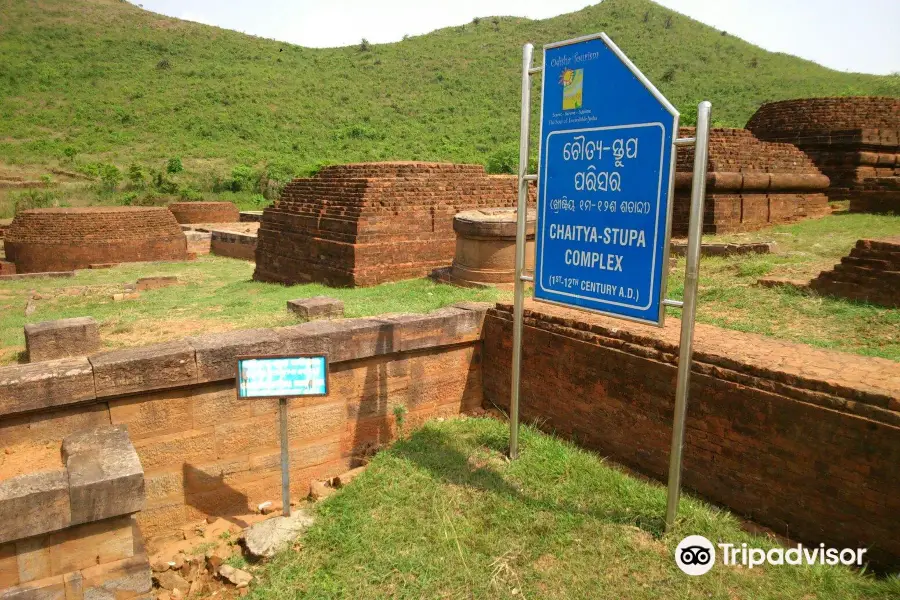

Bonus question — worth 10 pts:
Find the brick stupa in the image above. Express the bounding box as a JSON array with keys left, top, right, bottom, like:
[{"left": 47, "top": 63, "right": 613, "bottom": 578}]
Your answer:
[
  {"left": 253, "top": 162, "right": 532, "bottom": 287},
  {"left": 673, "top": 128, "right": 830, "bottom": 234},
  {"left": 746, "top": 97, "right": 900, "bottom": 213}
]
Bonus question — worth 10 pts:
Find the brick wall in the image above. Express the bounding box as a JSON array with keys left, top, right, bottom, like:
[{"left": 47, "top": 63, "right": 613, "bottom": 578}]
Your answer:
[
  {"left": 0, "top": 304, "right": 488, "bottom": 546},
  {"left": 673, "top": 128, "right": 830, "bottom": 234},
  {"left": 809, "top": 237, "right": 900, "bottom": 307},
  {"left": 746, "top": 97, "right": 900, "bottom": 210},
  {"left": 3, "top": 208, "right": 188, "bottom": 273},
  {"left": 168, "top": 202, "right": 240, "bottom": 224},
  {"left": 253, "top": 162, "right": 534, "bottom": 287},
  {"left": 482, "top": 301, "right": 900, "bottom": 568}
]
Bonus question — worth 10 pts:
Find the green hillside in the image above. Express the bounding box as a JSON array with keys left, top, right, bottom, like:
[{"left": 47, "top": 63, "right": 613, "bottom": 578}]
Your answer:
[{"left": 1, "top": 0, "right": 897, "bottom": 185}]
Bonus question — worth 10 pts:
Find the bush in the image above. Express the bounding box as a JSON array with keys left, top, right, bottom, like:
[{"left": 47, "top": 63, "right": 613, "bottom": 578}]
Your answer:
[
  {"left": 13, "top": 190, "right": 60, "bottom": 213},
  {"left": 152, "top": 169, "right": 179, "bottom": 195},
  {"left": 227, "top": 164, "right": 258, "bottom": 193},
  {"left": 179, "top": 186, "right": 203, "bottom": 201},
  {"left": 485, "top": 145, "right": 535, "bottom": 175},
  {"left": 127, "top": 163, "right": 146, "bottom": 188},
  {"left": 358, "top": 39, "right": 370, "bottom": 53},
  {"left": 99, "top": 164, "right": 122, "bottom": 193},
  {"left": 166, "top": 157, "right": 183, "bottom": 174}
]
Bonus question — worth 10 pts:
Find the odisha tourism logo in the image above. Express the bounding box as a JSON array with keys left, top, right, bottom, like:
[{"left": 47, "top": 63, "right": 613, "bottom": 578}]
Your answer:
[
  {"left": 675, "top": 535, "right": 716, "bottom": 576},
  {"left": 560, "top": 68, "right": 583, "bottom": 111}
]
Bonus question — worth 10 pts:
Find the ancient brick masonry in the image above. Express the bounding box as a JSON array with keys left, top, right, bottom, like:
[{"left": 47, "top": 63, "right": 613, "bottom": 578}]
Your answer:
[
  {"left": 746, "top": 97, "right": 900, "bottom": 212},
  {"left": 809, "top": 238, "right": 900, "bottom": 307},
  {"left": 674, "top": 128, "right": 830, "bottom": 234},
  {"left": 483, "top": 300, "right": 900, "bottom": 569},
  {"left": 253, "top": 162, "right": 533, "bottom": 287},
  {"left": 4, "top": 207, "right": 187, "bottom": 273},
  {"left": 168, "top": 201, "right": 239, "bottom": 224}
]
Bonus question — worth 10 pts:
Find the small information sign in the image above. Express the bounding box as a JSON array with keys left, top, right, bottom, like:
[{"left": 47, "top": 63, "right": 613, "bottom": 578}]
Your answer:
[{"left": 237, "top": 355, "right": 328, "bottom": 399}]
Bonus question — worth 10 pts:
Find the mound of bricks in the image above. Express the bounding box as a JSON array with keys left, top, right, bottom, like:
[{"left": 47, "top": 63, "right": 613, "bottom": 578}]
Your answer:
[
  {"left": 674, "top": 128, "right": 830, "bottom": 234},
  {"left": 168, "top": 201, "right": 239, "bottom": 224},
  {"left": 287, "top": 296, "right": 345, "bottom": 320},
  {"left": 253, "top": 162, "right": 532, "bottom": 287},
  {"left": 25, "top": 317, "right": 101, "bottom": 362},
  {"left": 3, "top": 207, "right": 188, "bottom": 273},
  {"left": 746, "top": 97, "right": 900, "bottom": 212},
  {"left": 809, "top": 238, "right": 900, "bottom": 307}
]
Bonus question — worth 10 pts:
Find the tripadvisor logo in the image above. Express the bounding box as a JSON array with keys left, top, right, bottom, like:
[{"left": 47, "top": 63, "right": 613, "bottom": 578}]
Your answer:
[{"left": 675, "top": 535, "right": 868, "bottom": 576}]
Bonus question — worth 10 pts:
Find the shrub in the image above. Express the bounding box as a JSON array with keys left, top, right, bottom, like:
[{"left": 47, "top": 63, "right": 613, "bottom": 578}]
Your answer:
[
  {"left": 62, "top": 146, "right": 77, "bottom": 161},
  {"left": 166, "top": 157, "right": 183, "bottom": 174},
  {"left": 358, "top": 38, "right": 370, "bottom": 53},
  {"left": 486, "top": 145, "right": 536, "bottom": 175},
  {"left": 179, "top": 186, "right": 203, "bottom": 201},
  {"left": 99, "top": 164, "right": 122, "bottom": 193},
  {"left": 664, "top": 15, "right": 673, "bottom": 29},
  {"left": 13, "top": 190, "right": 59, "bottom": 213},
  {"left": 127, "top": 163, "right": 146, "bottom": 188},
  {"left": 152, "top": 169, "right": 179, "bottom": 194},
  {"left": 156, "top": 59, "right": 171, "bottom": 70},
  {"left": 228, "top": 164, "right": 258, "bottom": 192}
]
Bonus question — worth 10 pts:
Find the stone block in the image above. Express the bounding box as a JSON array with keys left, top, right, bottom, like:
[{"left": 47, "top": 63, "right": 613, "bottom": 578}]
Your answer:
[
  {"left": 187, "top": 329, "right": 284, "bottom": 383},
  {"left": 24, "top": 317, "right": 101, "bottom": 363},
  {"left": 15, "top": 537, "right": 51, "bottom": 584},
  {"left": 47, "top": 515, "right": 135, "bottom": 575},
  {"left": 108, "top": 389, "right": 193, "bottom": 440},
  {"left": 90, "top": 341, "right": 197, "bottom": 397},
  {"left": 0, "top": 543, "right": 19, "bottom": 588},
  {"left": 62, "top": 426, "right": 145, "bottom": 525},
  {"left": 375, "top": 306, "right": 486, "bottom": 353},
  {"left": 287, "top": 296, "right": 345, "bottom": 321},
  {"left": 0, "top": 574, "right": 66, "bottom": 600},
  {"left": 80, "top": 553, "right": 152, "bottom": 599},
  {"left": 274, "top": 317, "right": 395, "bottom": 363},
  {"left": 0, "top": 470, "right": 70, "bottom": 545},
  {"left": 0, "top": 358, "right": 96, "bottom": 418},
  {"left": 135, "top": 276, "right": 178, "bottom": 291},
  {"left": 131, "top": 429, "right": 216, "bottom": 472}
]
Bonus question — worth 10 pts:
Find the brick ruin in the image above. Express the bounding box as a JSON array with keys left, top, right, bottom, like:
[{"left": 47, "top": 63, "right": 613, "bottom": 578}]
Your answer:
[
  {"left": 3, "top": 207, "right": 188, "bottom": 273},
  {"left": 809, "top": 238, "right": 900, "bottom": 307},
  {"left": 1, "top": 302, "right": 898, "bottom": 571},
  {"left": 168, "top": 201, "right": 240, "bottom": 224},
  {"left": 253, "top": 162, "right": 530, "bottom": 287},
  {"left": 674, "top": 128, "right": 830, "bottom": 234},
  {"left": 746, "top": 97, "right": 900, "bottom": 212}
]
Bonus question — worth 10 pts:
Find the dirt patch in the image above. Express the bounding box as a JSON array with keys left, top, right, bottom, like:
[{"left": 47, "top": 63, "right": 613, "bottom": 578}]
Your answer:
[
  {"left": 101, "top": 317, "right": 237, "bottom": 348},
  {"left": 0, "top": 439, "right": 63, "bottom": 481}
]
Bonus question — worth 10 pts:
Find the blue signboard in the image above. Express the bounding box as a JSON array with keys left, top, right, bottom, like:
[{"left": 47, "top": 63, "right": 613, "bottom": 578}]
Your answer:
[
  {"left": 534, "top": 34, "right": 679, "bottom": 325},
  {"left": 237, "top": 355, "right": 328, "bottom": 398}
]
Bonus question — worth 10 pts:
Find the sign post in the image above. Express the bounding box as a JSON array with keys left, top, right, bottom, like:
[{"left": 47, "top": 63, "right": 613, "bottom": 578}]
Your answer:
[
  {"left": 509, "top": 32, "right": 711, "bottom": 530},
  {"left": 237, "top": 354, "right": 329, "bottom": 517}
]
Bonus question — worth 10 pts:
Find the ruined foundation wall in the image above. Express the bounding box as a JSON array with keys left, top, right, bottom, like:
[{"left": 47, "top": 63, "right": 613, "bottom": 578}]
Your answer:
[
  {"left": 746, "top": 97, "right": 900, "bottom": 211},
  {"left": 673, "top": 128, "right": 830, "bottom": 234},
  {"left": 168, "top": 202, "right": 240, "bottom": 224},
  {"left": 0, "top": 305, "right": 488, "bottom": 544},
  {"left": 809, "top": 237, "right": 900, "bottom": 307},
  {"left": 3, "top": 208, "right": 188, "bottom": 273},
  {"left": 482, "top": 301, "right": 900, "bottom": 568},
  {"left": 253, "top": 162, "right": 532, "bottom": 287}
]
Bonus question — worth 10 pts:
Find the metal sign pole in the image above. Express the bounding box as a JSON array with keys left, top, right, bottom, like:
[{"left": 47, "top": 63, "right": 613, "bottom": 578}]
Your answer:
[
  {"left": 665, "top": 100, "right": 712, "bottom": 530},
  {"left": 279, "top": 397, "right": 291, "bottom": 517},
  {"left": 510, "top": 42, "right": 536, "bottom": 460}
]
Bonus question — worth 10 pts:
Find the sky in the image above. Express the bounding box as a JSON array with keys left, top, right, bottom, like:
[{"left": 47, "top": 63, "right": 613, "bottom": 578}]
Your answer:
[{"left": 135, "top": 0, "right": 900, "bottom": 75}]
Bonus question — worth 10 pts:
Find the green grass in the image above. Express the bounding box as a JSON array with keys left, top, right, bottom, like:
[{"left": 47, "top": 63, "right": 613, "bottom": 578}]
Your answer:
[
  {"left": 0, "top": 0, "right": 897, "bottom": 188},
  {"left": 247, "top": 417, "right": 900, "bottom": 599},
  {"left": 0, "top": 256, "right": 506, "bottom": 364},
  {"left": 667, "top": 213, "right": 900, "bottom": 360},
  {"left": 1, "top": 213, "right": 897, "bottom": 364}
]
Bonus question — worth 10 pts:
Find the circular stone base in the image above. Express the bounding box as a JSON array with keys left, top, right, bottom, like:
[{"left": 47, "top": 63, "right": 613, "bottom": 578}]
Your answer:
[{"left": 449, "top": 207, "right": 535, "bottom": 286}]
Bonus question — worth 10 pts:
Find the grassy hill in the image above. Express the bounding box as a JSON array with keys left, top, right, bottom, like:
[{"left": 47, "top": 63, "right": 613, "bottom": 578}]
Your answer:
[{"left": 0, "top": 0, "right": 897, "bottom": 200}]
